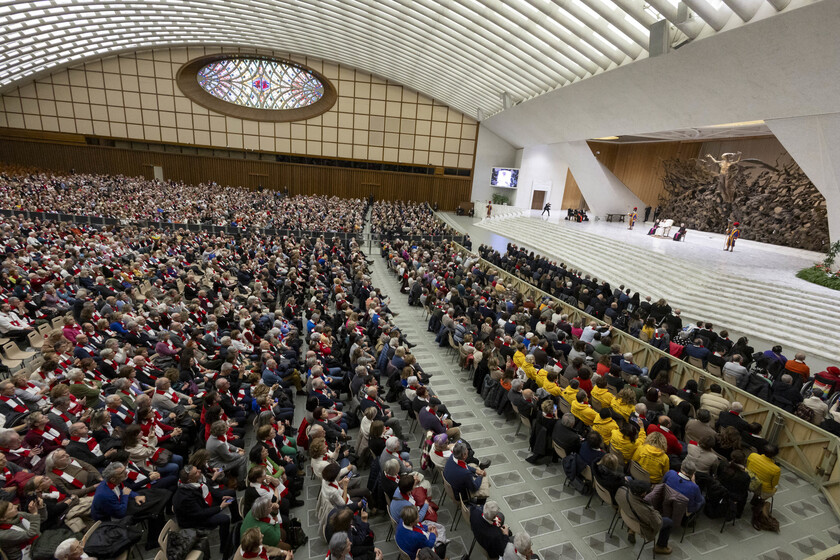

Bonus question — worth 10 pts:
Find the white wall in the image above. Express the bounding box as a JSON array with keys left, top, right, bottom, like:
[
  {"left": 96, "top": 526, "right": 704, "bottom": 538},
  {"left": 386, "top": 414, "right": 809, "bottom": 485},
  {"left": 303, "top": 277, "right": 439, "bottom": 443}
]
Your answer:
[
  {"left": 767, "top": 113, "right": 840, "bottom": 242},
  {"left": 471, "top": 124, "right": 518, "bottom": 205},
  {"left": 515, "top": 144, "right": 569, "bottom": 210},
  {"left": 481, "top": 1, "right": 840, "bottom": 149}
]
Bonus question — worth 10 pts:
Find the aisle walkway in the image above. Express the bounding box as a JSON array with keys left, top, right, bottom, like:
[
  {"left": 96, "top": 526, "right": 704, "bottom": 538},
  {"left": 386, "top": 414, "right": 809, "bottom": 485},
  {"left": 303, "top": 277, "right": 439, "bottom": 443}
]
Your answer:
[{"left": 353, "top": 247, "right": 839, "bottom": 560}]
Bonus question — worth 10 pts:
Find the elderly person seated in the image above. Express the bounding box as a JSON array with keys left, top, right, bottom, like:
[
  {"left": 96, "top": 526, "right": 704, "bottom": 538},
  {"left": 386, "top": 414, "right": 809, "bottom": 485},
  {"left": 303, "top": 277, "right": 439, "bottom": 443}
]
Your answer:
[
  {"left": 235, "top": 527, "right": 293, "bottom": 560},
  {"left": 23, "top": 411, "right": 68, "bottom": 455},
  {"left": 389, "top": 473, "right": 441, "bottom": 524},
  {"left": 0, "top": 498, "right": 45, "bottom": 560},
  {"left": 620, "top": 353, "right": 648, "bottom": 378},
  {"left": 395, "top": 504, "right": 448, "bottom": 560},
  {"left": 379, "top": 436, "right": 413, "bottom": 474},
  {"left": 55, "top": 538, "right": 91, "bottom": 560},
  {"left": 310, "top": 437, "right": 355, "bottom": 481},
  {"left": 325, "top": 506, "right": 379, "bottom": 560},
  {"left": 240, "top": 495, "right": 294, "bottom": 552},
  {"left": 443, "top": 441, "right": 490, "bottom": 503},
  {"left": 206, "top": 420, "right": 248, "bottom": 487},
  {"left": 469, "top": 500, "right": 512, "bottom": 559},
  {"left": 66, "top": 368, "right": 101, "bottom": 408},
  {"left": 316, "top": 463, "right": 373, "bottom": 529},
  {"left": 45, "top": 448, "right": 102, "bottom": 497},
  {"left": 503, "top": 531, "right": 538, "bottom": 560},
  {"left": 0, "top": 429, "right": 45, "bottom": 473}
]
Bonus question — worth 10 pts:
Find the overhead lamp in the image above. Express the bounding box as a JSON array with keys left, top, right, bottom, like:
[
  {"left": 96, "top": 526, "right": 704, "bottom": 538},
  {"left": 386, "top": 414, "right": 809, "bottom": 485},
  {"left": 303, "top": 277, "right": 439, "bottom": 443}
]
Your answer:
[{"left": 707, "top": 120, "right": 765, "bottom": 128}]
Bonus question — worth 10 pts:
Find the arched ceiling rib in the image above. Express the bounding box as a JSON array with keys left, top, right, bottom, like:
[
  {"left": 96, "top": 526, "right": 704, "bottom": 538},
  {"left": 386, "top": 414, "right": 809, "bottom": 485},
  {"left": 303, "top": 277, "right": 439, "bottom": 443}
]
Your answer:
[{"left": 0, "top": 0, "right": 814, "bottom": 119}]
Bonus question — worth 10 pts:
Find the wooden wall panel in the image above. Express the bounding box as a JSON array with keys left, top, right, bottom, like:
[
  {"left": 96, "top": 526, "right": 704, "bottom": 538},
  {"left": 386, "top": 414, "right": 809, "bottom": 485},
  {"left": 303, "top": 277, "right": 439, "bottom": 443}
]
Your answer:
[
  {"left": 561, "top": 168, "right": 588, "bottom": 210},
  {"left": 0, "top": 138, "right": 471, "bottom": 210},
  {"left": 588, "top": 141, "right": 702, "bottom": 207}
]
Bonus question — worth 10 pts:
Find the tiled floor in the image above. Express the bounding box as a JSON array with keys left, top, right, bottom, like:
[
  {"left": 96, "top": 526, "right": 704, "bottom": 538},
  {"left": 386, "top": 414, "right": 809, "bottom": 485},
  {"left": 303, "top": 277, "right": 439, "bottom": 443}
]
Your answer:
[{"left": 361, "top": 251, "right": 840, "bottom": 560}]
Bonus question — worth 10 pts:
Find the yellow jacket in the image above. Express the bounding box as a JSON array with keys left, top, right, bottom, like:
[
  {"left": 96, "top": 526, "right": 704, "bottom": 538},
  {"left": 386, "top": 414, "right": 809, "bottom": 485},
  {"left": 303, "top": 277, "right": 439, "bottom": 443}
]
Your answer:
[
  {"left": 543, "top": 380, "right": 563, "bottom": 397},
  {"left": 535, "top": 368, "right": 549, "bottom": 388},
  {"left": 611, "top": 399, "right": 635, "bottom": 421},
  {"left": 610, "top": 428, "right": 646, "bottom": 462},
  {"left": 561, "top": 385, "right": 578, "bottom": 405},
  {"left": 521, "top": 362, "right": 537, "bottom": 381},
  {"left": 592, "top": 416, "right": 618, "bottom": 445},
  {"left": 632, "top": 444, "right": 670, "bottom": 483},
  {"left": 591, "top": 386, "right": 614, "bottom": 409},
  {"left": 513, "top": 351, "right": 526, "bottom": 369},
  {"left": 746, "top": 453, "right": 780, "bottom": 494},
  {"left": 571, "top": 400, "right": 597, "bottom": 426}
]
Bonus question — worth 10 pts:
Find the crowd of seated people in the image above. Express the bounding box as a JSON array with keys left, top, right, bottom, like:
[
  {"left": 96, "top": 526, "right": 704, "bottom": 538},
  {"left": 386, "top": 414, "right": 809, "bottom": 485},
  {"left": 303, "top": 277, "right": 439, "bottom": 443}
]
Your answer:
[
  {"left": 0, "top": 169, "right": 367, "bottom": 231},
  {"left": 370, "top": 200, "right": 456, "bottom": 238},
  {"left": 0, "top": 205, "right": 442, "bottom": 560},
  {"left": 475, "top": 243, "right": 840, "bottom": 431},
  {"left": 382, "top": 236, "right": 804, "bottom": 553}
]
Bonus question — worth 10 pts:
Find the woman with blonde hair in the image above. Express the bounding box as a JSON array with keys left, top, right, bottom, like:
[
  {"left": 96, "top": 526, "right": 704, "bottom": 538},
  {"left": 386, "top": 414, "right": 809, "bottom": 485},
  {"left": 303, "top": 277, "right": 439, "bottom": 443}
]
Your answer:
[
  {"left": 632, "top": 431, "right": 669, "bottom": 483},
  {"left": 612, "top": 386, "right": 637, "bottom": 420}
]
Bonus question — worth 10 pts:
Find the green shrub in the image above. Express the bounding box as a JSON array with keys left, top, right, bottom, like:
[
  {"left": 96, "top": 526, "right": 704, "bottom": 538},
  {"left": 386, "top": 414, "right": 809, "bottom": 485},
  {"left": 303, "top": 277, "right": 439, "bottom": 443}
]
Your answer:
[{"left": 796, "top": 266, "right": 840, "bottom": 291}]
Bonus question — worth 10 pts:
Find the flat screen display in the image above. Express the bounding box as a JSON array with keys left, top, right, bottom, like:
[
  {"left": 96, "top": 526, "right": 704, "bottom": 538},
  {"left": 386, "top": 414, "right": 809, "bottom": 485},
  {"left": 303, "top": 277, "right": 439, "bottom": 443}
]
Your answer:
[{"left": 490, "top": 167, "right": 519, "bottom": 188}]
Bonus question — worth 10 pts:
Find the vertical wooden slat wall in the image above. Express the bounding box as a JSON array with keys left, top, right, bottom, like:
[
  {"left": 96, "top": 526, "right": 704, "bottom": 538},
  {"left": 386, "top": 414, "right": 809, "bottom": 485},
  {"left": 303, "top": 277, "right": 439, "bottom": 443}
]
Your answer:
[{"left": 0, "top": 138, "right": 472, "bottom": 210}]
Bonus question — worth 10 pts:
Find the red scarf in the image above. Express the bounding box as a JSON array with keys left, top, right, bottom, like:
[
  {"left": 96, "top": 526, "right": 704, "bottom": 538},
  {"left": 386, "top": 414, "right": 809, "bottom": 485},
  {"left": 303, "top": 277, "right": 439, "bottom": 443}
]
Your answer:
[
  {"left": 156, "top": 389, "right": 179, "bottom": 405},
  {"left": 107, "top": 406, "right": 134, "bottom": 424},
  {"left": 52, "top": 463, "right": 85, "bottom": 489},
  {"left": 70, "top": 435, "right": 102, "bottom": 456},
  {"left": 31, "top": 425, "right": 61, "bottom": 443},
  {"left": 0, "top": 395, "right": 27, "bottom": 413}
]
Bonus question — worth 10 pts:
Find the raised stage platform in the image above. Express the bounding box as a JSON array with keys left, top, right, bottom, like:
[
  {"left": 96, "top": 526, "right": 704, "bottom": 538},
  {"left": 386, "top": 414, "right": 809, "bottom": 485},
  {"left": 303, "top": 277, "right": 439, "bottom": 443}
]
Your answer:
[{"left": 439, "top": 210, "right": 840, "bottom": 371}]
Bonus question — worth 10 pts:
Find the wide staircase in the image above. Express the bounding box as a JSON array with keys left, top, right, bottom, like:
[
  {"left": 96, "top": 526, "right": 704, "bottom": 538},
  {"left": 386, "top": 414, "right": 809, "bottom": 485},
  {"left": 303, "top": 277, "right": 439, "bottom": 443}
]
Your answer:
[{"left": 477, "top": 216, "right": 840, "bottom": 365}]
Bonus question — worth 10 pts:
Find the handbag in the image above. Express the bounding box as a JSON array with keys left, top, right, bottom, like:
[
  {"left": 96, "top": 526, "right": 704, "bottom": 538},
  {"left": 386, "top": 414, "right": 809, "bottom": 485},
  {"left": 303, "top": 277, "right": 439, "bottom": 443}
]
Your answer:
[{"left": 152, "top": 447, "right": 173, "bottom": 467}]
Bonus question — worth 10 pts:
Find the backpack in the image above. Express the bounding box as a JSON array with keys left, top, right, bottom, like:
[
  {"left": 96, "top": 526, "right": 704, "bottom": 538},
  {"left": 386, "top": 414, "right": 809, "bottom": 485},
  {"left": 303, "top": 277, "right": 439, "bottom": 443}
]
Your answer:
[
  {"left": 84, "top": 519, "right": 143, "bottom": 559},
  {"left": 751, "top": 498, "right": 780, "bottom": 532},
  {"left": 703, "top": 480, "right": 730, "bottom": 519},
  {"left": 167, "top": 529, "right": 210, "bottom": 560},
  {"left": 794, "top": 403, "right": 814, "bottom": 422}
]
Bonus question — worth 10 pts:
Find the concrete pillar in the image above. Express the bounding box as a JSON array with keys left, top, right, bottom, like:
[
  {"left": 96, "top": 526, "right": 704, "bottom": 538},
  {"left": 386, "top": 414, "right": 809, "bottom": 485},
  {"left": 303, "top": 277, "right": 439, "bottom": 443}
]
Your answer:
[
  {"left": 766, "top": 113, "right": 840, "bottom": 242},
  {"left": 555, "top": 141, "right": 644, "bottom": 216}
]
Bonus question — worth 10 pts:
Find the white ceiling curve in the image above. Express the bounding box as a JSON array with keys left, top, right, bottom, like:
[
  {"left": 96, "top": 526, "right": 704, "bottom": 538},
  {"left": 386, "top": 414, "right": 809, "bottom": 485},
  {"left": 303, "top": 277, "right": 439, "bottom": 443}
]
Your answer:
[{"left": 0, "top": 0, "right": 814, "bottom": 119}]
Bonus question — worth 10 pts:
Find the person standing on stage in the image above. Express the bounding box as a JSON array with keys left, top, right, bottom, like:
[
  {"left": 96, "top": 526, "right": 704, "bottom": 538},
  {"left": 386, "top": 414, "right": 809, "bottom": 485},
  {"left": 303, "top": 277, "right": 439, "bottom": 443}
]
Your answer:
[
  {"left": 541, "top": 203, "right": 551, "bottom": 217},
  {"left": 724, "top": 222, "right": 740, "bottom": 252},
  {"left": 486, "top": 200, "right": 493, "bottom": 219},
  {"left": 627, "top": 207, "right": 638, "bottom": 230}
]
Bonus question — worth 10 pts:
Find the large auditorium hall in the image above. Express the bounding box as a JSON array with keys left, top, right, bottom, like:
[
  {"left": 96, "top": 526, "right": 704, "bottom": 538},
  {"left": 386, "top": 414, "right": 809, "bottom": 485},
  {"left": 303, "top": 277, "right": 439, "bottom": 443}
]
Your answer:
[{"left": 1, "top": 2, "right": 839, "bottom": 560}]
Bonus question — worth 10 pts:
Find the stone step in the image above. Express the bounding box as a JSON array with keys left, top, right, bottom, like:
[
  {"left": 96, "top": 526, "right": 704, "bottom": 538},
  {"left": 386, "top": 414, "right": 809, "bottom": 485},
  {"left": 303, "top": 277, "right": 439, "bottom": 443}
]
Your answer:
[{"left": 478, "top": 217, "right": 840, "bottom": 363}]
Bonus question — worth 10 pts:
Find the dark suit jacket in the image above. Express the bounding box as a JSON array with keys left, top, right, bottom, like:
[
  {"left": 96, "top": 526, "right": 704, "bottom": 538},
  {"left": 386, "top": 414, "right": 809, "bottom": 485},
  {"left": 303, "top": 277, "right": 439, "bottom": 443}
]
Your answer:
[
  {"left": 716, "top": 411, "right": 749, "bottom": 434},
  {"left": 469, "top": 506, "right": 510, "bottom": 558},
  {"left": 551, "top": 422, "right": 581, "bottom": 455},
  {"left": 66, "top": 440, "right": 109, "bottom": 468},
  {"left": 173, "top": 484, "right": 224, "bottom": 528},
  {"left": 443, "top": 454, "right": 481, "bottom": 500},
  {"left": 418, "top": 407, "right": 446, "bottom": 434}
]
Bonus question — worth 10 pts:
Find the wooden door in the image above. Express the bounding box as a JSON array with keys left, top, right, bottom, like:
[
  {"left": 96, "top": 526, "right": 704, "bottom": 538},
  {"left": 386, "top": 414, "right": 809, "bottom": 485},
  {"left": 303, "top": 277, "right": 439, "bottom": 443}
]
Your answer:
[{"left": 531, "top": 190, "right": 546, "bottom": 210}]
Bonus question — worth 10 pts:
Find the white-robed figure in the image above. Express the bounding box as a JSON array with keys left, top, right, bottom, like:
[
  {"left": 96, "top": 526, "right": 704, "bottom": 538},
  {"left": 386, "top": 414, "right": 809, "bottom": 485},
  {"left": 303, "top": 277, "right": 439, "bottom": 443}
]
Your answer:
[{"left": 656, "top": 219, "right": 674, "bottom": 237}]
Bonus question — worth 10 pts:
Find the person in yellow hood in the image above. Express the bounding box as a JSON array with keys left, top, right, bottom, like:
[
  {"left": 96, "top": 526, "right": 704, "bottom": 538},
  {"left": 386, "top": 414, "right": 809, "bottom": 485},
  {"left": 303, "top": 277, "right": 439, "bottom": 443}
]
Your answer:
[
  {"left": 520, "top": 354, "right": 537, "bottom": 382},
  {"left": 542, "top": 370, "right": 563, "bottom": 397},
  {"left": 512, "top": 344, "right": 527, "bottom": 369},
  {"left": 590, "top": 376, "right": 614, "bottom": 409},
  {"left": 571, "top": 389, "right": 597, "bottom": 426},
  {"left": 561, "top": 379, "right": 580, "bottom": 405},
  {"left": 592, "top": 408, "right": 618, "bottom": 445}
]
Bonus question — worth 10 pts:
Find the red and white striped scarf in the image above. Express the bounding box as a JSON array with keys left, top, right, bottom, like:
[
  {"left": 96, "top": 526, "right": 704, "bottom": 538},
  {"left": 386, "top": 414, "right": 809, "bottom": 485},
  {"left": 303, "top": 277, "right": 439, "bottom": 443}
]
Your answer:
[
  {"left": 70, "top": 435, "right": 102, "bottom": 456},
  {"left": 31, "top": 425, "right": 62, "bottom": 443},
  {"left": 51, "top": 460, "right": 85, "bottom": 489}
]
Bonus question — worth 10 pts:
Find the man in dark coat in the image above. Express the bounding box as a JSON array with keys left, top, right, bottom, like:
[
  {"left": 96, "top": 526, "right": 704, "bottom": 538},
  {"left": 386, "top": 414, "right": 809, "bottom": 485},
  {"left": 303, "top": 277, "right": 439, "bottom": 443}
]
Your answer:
[{"left": 173, "top": 465, "right": 236, "bottom": 552}]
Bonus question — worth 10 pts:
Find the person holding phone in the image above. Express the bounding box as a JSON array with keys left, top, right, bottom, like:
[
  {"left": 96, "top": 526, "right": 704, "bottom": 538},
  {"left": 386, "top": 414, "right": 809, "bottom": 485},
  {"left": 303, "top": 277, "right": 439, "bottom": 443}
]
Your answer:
[{"left": 173, "top": 465, "right": 238, "bottom": 554}]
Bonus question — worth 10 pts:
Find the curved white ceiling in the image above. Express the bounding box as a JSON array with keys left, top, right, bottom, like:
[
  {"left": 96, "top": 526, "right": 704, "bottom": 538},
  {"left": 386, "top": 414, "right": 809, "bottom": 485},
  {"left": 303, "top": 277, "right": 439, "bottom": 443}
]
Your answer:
[{"left": 0, "top": 0, "right": 812, "bottom": 119}]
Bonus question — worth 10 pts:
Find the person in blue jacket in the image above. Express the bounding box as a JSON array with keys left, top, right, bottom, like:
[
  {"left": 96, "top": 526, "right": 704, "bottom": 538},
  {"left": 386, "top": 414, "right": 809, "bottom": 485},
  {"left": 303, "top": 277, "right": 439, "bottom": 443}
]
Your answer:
[{"left": 395, "top": 505, "right": 447, "bottom": 560}]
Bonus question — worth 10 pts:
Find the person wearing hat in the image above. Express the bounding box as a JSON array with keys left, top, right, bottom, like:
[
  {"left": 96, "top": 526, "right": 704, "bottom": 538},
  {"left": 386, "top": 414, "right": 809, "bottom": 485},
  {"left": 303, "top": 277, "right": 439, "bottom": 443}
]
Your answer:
[
  {"left": 615, "top": 480, "right": 673, "bottom": 555},
  {"left": 724, "top": 222, "right": 741, "bottom": 252},
  {"left": 627, "top": 207, "right": 638, "bottom": 230}
]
